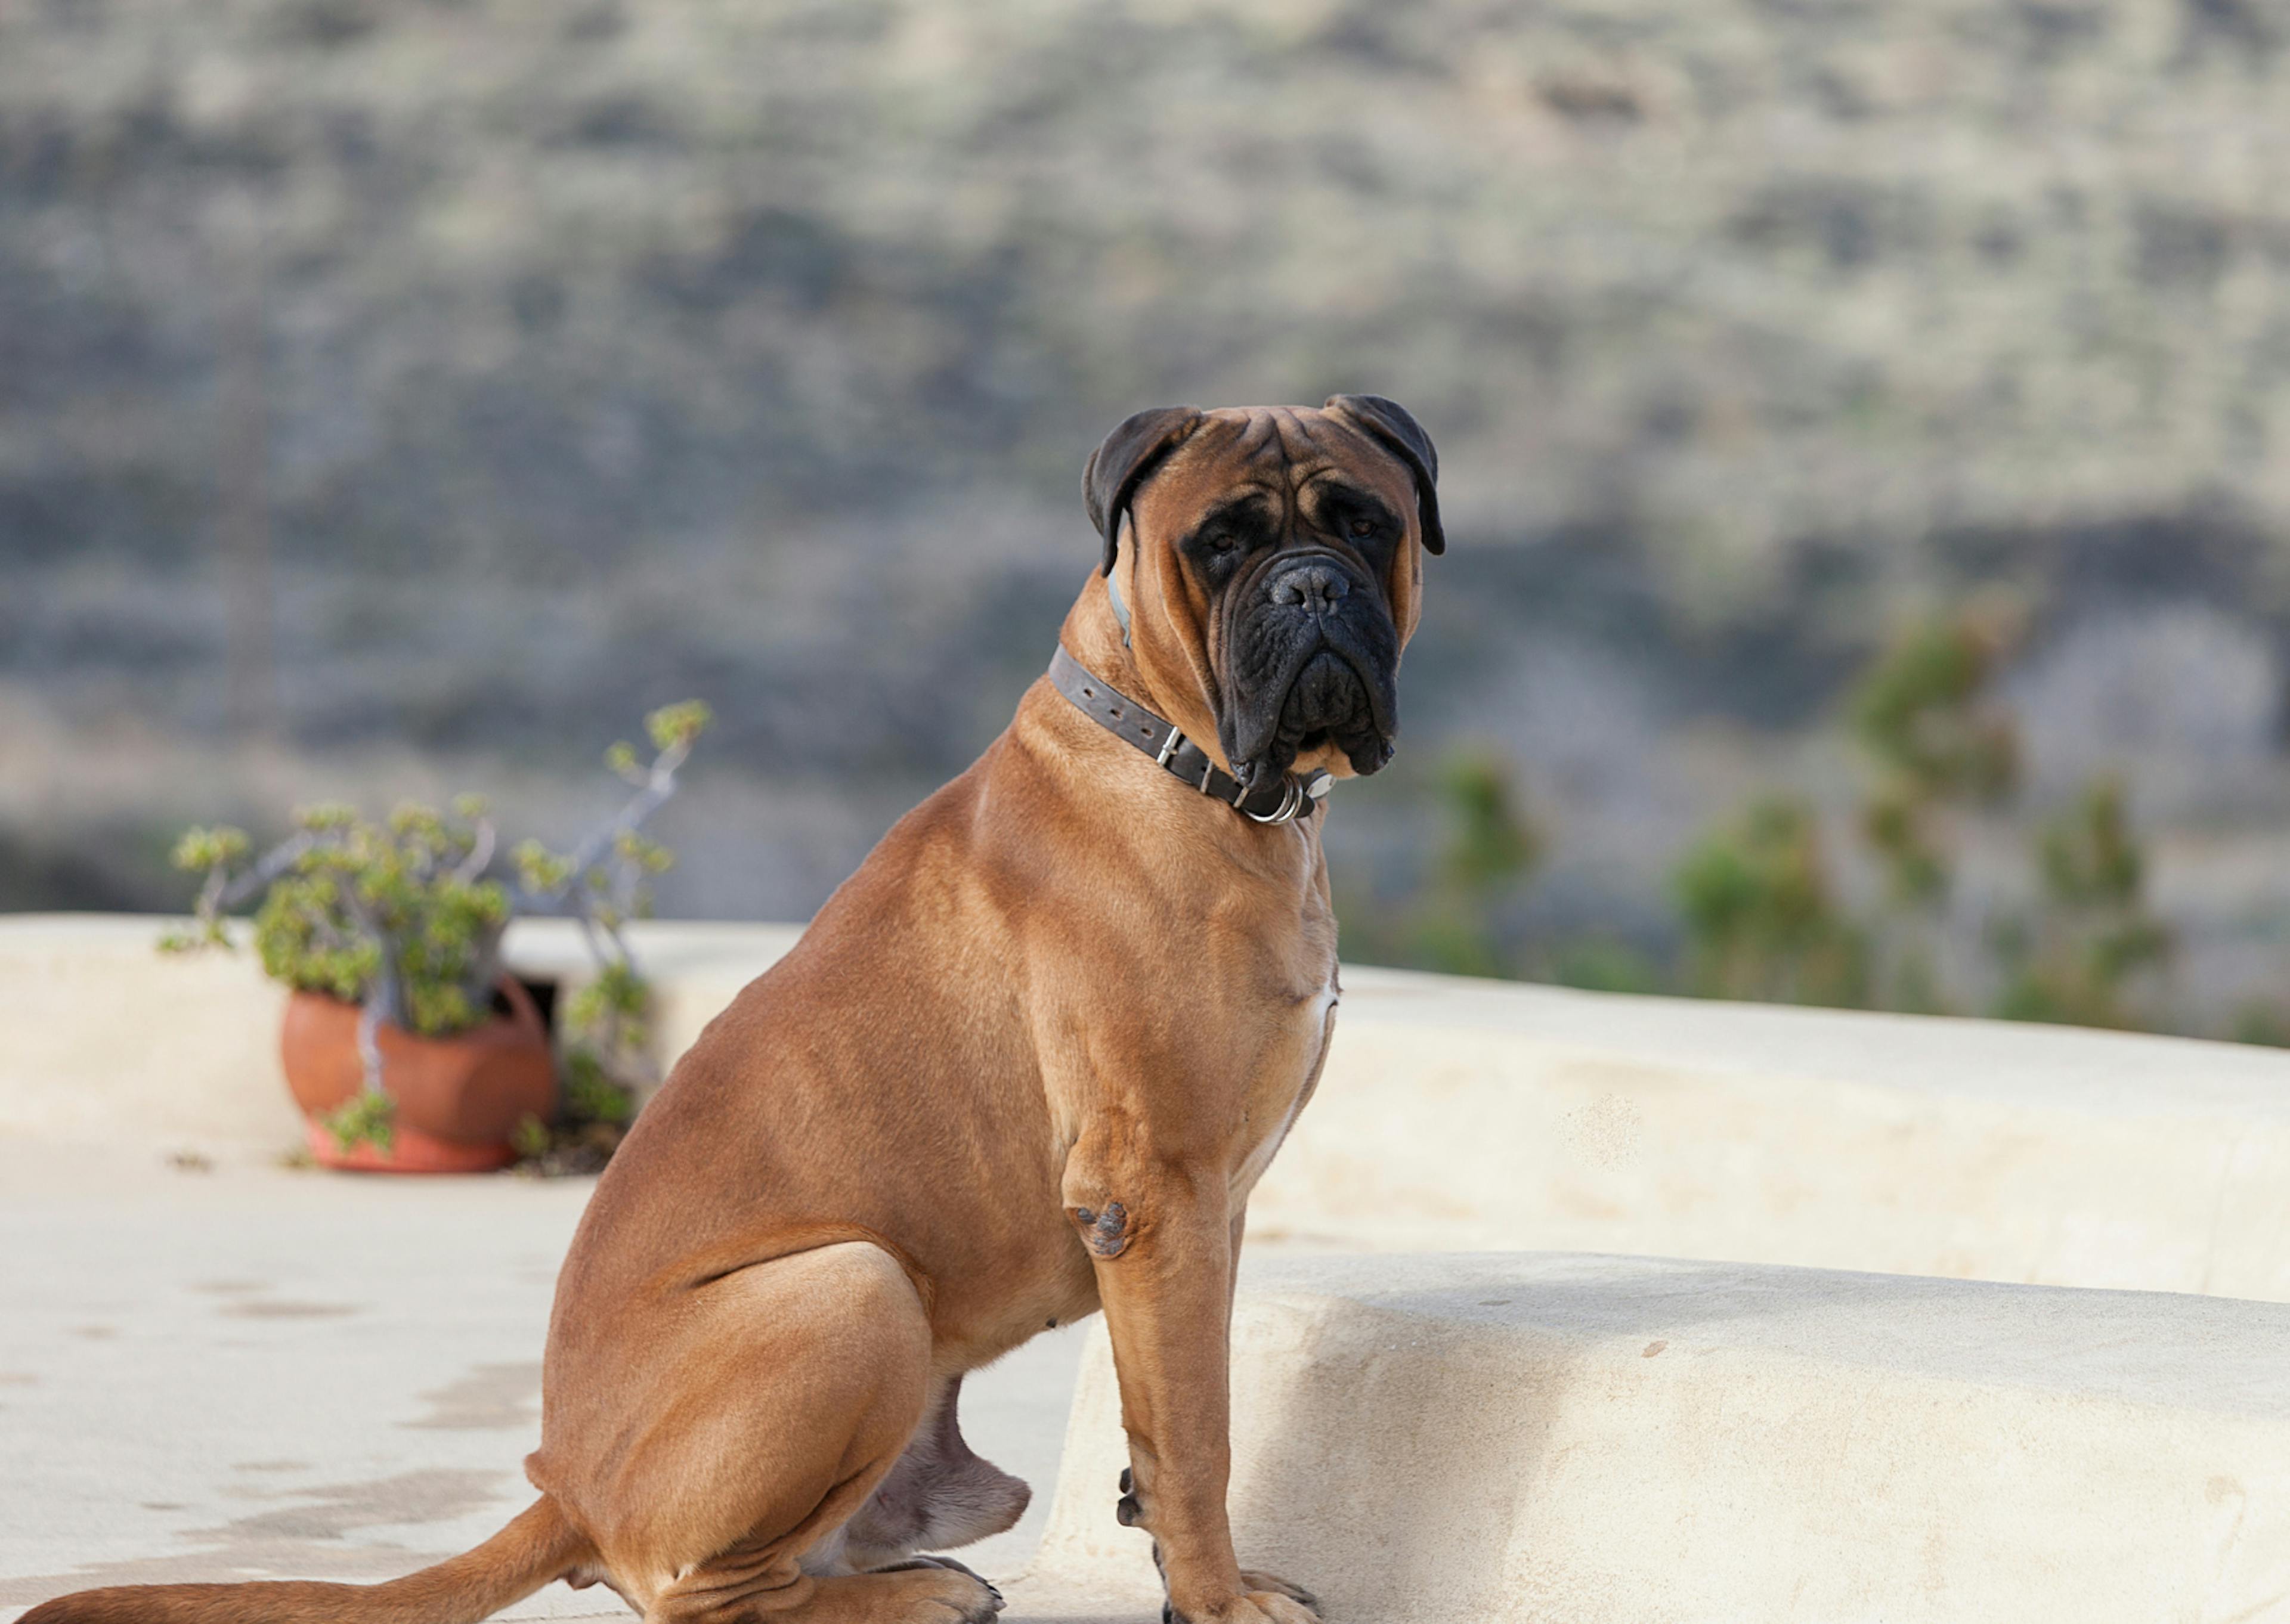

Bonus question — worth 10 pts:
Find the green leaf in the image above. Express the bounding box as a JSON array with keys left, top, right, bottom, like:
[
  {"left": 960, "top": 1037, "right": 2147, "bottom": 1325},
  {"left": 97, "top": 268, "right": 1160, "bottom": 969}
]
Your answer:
[
  {"left": 171, "top": 825, "right": 250, "bottom": 872},
  {"left": 321, "top": 1090, "right": 396, "bottom": 1154},
  {"left": 645, "top": 699, "right": 713, "bottom": 751}
]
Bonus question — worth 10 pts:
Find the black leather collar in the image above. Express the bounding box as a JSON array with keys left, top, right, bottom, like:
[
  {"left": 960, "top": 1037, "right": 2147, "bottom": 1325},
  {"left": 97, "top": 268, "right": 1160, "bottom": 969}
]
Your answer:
[{"left": 1048, "top": 645, "right": 1330, "bottom": 825}]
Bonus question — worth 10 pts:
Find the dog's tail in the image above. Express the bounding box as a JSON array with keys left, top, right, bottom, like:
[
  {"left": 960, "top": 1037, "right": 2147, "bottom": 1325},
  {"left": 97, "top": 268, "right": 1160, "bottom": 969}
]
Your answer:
[{"left": 18, "top": 1495, "right": 593, "bottom": 1624}]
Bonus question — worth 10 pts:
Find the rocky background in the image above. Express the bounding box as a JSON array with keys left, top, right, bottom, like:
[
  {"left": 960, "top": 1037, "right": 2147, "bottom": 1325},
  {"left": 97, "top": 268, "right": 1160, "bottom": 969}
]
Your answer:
[{"left": 10, "top": 0, "right": 2290, "bottom": 1030}]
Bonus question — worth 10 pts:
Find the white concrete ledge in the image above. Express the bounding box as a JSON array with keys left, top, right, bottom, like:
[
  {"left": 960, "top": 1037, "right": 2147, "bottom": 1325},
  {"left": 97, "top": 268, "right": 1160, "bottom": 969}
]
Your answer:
[
  {"left": 1260, "top": 966, "right": 2290, "bottom": 1302},
  {"left": 8, "top": 916, "right": 2290, "bottom": 1300},
  {"left": 0, "top": 915, "right": 799, "bottom": 1153},
  {"left": 0, "top": 913, "right": 296, "bottom": 1148},
  {"left": 1012, "top": 1253, "right": 2290, "bottom": 1624}
]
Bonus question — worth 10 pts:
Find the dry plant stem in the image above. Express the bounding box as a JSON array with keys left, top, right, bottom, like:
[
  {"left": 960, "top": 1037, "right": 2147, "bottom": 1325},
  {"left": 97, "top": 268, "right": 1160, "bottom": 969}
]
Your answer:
[
  {"left": 552, "top": 736, "right": 695, "bottom": 901},
  {"left": 211, "top": 830, "right": 317, "bottom": 915},
  {"left": 335, "top": 861, "right": 397, "bottom": 1096},
  {"left": 521, "top": 733, "right": 697, "bottom": 1039},
  {"left": 456, "top": 816, "right": 497, "bottom": 885}
]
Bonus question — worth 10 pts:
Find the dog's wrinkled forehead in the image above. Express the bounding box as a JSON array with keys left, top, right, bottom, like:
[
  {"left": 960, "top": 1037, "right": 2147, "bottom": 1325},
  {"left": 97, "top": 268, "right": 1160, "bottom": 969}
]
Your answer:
[
  {"left": 1137, "top": 408, "right": 1411, "bottom": 549},
  {"left": 1154, "top": 407, "right": 1383, "bottom": 510},
  {"left": 1082, "top": 396, "right": 1444, "bottom": 577},
  {"left": 1186, "top": 405, "right": 1348, "bottom": 472}
]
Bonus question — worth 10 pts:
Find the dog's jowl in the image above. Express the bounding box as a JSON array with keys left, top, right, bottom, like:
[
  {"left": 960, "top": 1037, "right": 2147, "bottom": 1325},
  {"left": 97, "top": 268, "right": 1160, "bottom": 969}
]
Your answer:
[{"left": 27, "top": 397, "right": 1440, "bottom": 1624}]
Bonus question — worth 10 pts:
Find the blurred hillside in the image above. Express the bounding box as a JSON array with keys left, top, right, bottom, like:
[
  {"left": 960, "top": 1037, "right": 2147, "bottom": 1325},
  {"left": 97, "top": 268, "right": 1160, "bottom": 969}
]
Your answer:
[{"left": 10, "top": 0, "right": 2290, "bottom": 1026}]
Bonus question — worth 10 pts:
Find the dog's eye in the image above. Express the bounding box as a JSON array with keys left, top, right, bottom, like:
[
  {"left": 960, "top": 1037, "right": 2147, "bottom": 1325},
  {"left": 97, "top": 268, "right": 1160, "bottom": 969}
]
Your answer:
[
  {"left": 1349, "top": 517, "right": 1376, "bottom": 538},
  {"left": 1208, "top": 533, "right": 1240, "bottom": 554}
]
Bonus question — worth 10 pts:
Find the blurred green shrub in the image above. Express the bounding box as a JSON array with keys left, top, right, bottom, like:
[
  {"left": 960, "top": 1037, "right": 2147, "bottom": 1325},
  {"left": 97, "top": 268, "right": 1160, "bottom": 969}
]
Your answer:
[
  {"left": 1407, "top": 751, "right": 1542, "bottom": 978},
  {"left": 1992, "top": 776, "right": 2171, "bottom": 1030},
  {"left": 1848, "top": 602, "right": 2022, "bottom": 1011},
  {"left": 1673, "top": 797, "right": 1867, "bottom": 1008},
  {"left": 1328, "top": 599, "right": 2226, "bottom": 1044}
]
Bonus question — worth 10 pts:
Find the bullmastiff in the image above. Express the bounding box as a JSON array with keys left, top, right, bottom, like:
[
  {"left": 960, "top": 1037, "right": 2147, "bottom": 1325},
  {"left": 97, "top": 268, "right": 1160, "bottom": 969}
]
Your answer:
[{"left": 29, "top": 395, "right": 1441, "bottom": 1624}]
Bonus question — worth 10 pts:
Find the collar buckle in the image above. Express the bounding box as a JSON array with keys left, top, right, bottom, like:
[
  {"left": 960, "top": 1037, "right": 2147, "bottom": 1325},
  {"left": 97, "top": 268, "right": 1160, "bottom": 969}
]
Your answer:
[
  {"left": 1244, "top": 768, "right": 1332, "bottom": 825},
  {"left": 1242, "top": 776, "right": 1304, "bottom": 823}
]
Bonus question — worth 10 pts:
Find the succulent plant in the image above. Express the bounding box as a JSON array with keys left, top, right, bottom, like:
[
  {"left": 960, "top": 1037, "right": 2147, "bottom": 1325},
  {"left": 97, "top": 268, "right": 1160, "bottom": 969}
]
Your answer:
[{"left": 165, "top": 701, "right": 712, "bottom": 1161}]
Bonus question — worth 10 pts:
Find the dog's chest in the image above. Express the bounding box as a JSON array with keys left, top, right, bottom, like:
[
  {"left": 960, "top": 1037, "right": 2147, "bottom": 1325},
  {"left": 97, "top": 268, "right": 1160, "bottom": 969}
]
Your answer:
[{"left": 1228, "top": 962, "right": 1341, "bottom": 1204}]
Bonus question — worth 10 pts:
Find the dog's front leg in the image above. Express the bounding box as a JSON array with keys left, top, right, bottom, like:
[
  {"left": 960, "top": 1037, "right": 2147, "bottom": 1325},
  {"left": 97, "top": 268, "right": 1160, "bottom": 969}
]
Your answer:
[{"left": 1063, "top": 1143, "right": 1318, "bottom": 1624}]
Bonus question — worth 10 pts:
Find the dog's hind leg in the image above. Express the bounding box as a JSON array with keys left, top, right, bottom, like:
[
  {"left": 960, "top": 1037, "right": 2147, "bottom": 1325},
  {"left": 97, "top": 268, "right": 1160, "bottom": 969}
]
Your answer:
[
  {"left": 837, "top": 1375, "right": 1031, "bottom": 1573},
  {"left": 572, "top": 1241, "right": 998, "bottom": 1623}
]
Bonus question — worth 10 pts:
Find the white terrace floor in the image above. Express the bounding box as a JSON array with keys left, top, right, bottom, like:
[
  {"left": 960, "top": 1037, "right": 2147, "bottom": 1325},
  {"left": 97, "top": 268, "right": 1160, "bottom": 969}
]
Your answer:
[
  {"left": 7, "top": 915, "right": 2290, "bottom": 1622},
  {"left": 0, "top": 1137, "right": 1084, "bottom": 1622}
]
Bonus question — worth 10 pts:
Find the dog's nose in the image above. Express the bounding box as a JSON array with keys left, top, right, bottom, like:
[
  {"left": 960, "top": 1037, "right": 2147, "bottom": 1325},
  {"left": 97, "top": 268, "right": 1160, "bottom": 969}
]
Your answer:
[{"left": 1269, "top": 562, "right": 1350, "bottom": 615}]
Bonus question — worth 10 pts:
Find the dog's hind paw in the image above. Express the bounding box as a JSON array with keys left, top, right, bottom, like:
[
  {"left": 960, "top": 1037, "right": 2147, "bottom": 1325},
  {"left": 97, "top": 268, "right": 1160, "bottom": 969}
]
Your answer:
[{"left": 864, "top": 1554, "right": 1004, "bottom": 1621}]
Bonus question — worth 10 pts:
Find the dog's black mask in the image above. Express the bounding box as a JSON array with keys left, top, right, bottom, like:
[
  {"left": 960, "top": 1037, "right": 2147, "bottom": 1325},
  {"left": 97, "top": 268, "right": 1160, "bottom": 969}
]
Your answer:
[{"left": 1217, "top": 532, "right": 1402, "bottom": 792}]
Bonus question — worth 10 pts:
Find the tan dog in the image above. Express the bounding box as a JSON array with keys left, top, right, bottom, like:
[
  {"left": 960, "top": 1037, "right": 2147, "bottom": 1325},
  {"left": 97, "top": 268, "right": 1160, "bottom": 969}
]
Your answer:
[{"left": 27, "top": 396, "right": 1441, "bottom": 1624}]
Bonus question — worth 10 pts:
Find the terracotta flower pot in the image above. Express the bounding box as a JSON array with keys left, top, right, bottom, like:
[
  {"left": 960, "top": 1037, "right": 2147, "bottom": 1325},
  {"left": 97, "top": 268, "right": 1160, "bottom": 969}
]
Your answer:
[{"left": 280, "top": 978, "right": 556, "bottom": 1173}]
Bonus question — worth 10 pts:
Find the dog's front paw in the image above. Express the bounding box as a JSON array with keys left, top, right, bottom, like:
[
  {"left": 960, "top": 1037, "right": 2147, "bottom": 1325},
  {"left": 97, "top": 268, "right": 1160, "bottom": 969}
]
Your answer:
[
  {"left": 1238, "top": 1571, "right": 1318, "bottom": 1610},
  {"left": 1163, "top": 1584, "right": 1321, "bottom": 1624}
]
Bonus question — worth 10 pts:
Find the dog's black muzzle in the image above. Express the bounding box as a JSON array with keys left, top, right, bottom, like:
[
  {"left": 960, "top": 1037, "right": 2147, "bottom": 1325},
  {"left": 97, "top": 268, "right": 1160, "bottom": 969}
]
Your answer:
[{"left": 1221, "top": 551, "right": 1401, "bottom": 791}]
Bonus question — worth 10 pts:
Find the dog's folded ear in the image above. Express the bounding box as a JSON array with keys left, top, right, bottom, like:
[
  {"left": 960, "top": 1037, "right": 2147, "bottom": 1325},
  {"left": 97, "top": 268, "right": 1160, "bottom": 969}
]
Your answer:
[
  {"left": 1083, "top": 406, "right": 1204, "bottom": 576},
  {"left": 1324, "top": 394, "right": 1444, "bottom": 556}
]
